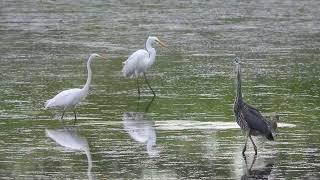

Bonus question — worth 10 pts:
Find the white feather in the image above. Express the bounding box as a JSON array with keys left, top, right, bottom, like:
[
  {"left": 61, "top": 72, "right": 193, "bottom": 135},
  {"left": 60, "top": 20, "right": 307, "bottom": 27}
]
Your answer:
[
  {"left": 122, "top": 49, "right": 149, "bottom": 78},
  {"left": 45, "top": 88, "right": 85, "bottom": 110}
]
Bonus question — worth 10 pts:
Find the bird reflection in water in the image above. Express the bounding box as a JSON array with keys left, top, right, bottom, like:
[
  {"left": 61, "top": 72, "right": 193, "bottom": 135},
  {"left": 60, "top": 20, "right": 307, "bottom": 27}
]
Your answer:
[
  {"left": 241, "top": 155, "right": 274, "bottom": 180},
  {"left": 46, "top": 127, "right": 93, "bottom": 179},
  {"left": 122, "top": 97, "right": 158, "bottom": 157}
]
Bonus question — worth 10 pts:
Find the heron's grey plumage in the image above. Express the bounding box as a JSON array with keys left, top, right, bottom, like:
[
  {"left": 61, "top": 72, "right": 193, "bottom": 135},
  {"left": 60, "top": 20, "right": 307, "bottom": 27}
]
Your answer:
[{"left": 233, "top": 57, "right": 276, "bottom": 155}]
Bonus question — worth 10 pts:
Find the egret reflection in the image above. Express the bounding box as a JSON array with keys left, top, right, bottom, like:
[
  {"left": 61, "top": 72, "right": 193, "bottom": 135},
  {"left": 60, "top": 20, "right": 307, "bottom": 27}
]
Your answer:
[
  {"left": 241, "top": 155, "right": 274, "bottom": 180},
  {"left": 46, "top": 127, "right": 93, "bottom": 179},
  {"left": 122, "top": 97, "right": 158, "bottom": 157}
]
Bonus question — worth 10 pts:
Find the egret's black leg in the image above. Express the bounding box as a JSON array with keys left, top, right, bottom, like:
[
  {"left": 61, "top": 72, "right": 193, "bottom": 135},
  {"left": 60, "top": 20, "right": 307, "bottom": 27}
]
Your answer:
[
  {"left": 242, "top": 131, "right": 249, "bottom": 156},
  {"left": 136, "top": 97, "right": 140, "bottom": 111},
  {"left": 136, "top": 78, "right": 141, "bottom": 98},
  {"left": 73, "top": 110, "right": 77, "bottom": 125},
  {"left": 145, "top": 95, "right": 155, "bottom": 112},
  {"left": 249, "top": 135, "right": 257, "bottom": 155},
  {"left": 143, "top": 73, "right": 156, "bottom": 97},
  {"left": 61, "top": 111, "right": 65, "bottom": 120}
]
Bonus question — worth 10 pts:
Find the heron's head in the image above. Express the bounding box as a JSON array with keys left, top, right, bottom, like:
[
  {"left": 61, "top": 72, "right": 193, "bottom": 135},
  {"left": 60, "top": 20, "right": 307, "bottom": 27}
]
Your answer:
[
  {"left": 148, "top": 36, "right": 167, "bottom": 47},
  {"left": 234, "top": 57, "right": 241, "bottom": 64}
]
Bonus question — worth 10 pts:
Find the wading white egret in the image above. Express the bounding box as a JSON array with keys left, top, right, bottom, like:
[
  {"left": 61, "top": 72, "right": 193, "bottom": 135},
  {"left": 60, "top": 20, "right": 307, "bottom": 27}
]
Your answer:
[
  {"left": 45, "top": 53, "right": 106, "bottom": 124},
  {"left": 122, "top": 36, "right": 166, "bottom": 97}
]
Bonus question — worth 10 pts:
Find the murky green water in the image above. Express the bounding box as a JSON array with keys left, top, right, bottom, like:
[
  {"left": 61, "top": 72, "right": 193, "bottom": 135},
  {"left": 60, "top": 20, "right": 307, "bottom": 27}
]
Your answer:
[{"left": 1, "top": 0, "right": 320, "bottom": 179}]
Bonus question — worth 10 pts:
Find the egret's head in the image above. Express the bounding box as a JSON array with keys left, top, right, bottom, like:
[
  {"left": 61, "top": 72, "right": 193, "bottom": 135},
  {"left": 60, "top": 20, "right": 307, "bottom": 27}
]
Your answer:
[
  {"left": 90, "top": 53, "right": 107, "bottom": 59},
  {"left": 148, "top": 36, "right": 167, "bottom": 47}
]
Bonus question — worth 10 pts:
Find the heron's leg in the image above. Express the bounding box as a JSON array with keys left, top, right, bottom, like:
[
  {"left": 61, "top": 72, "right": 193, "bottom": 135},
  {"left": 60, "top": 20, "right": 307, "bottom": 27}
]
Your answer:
[
  {"left": 242, "top": 131, "right": 249, "bottom": 156},
  {"left": 243, "top": 154, "right": 248, "bottom": 166},
  {"left": 61, "top": 111, "right": 65, "bottom": 120},
  {"left": 249, "top": 135, "right": 257, "bottom": 155},
  {"left": 249, "top": 154, "right": 257, "bottom": 170},
  {"left": 243, "top": 155, "right": 250, "bottom": 176},
  {"left": 143, "top": 72, "right": 156, "bottom": 97},
  {"left": 73, "top": 110, "right": 77, "bottom": 125}
]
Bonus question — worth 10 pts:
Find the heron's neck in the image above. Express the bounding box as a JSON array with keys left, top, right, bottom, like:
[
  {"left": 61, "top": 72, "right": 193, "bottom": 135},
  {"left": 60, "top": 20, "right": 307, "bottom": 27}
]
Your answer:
[
  {"left": 145, "top": 41, "right": 156, "bottom": 66},
  {"left": 236, "top": 64, "right": 242, "bottom": 101},
  {"left": 83, "top": 55, "right": 94, "bottom": 91}
]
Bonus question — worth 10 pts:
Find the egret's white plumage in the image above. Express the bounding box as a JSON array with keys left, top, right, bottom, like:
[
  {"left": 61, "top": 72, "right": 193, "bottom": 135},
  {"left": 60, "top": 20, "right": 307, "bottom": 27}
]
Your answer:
[
  {"left": 45, "top": 53, "right": 105, "bottom": 122},
  {"left": 122, "top": 36, "right": 166, "bottom": 96},
  {"left": 122, "top": 49, "right": 151, "bottom": 78}
]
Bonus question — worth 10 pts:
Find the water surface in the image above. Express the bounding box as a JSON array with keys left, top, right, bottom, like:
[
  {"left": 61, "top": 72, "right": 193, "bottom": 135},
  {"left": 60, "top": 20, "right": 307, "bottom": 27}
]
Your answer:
[{"left": 0, "top": 0, "right": 319, "bottom": 179}]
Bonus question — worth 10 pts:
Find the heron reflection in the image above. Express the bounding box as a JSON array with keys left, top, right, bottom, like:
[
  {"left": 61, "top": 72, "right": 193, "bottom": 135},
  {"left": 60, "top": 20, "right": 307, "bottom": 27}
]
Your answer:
[
  {"left": 241, "top": 155, "right": 274, "bottom": 180},
  {"left": 122, "top": 97, "right": 158, "bottom": 157},
  {"left": 46, "top": 127, "right": 93, "bottom": 179}
]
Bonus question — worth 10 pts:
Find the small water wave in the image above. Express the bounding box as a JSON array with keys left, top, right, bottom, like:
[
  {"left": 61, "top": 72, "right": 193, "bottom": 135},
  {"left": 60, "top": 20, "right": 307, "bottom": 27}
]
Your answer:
[{"left": 155, "top": 120, "right": 296, "bottom": 131}]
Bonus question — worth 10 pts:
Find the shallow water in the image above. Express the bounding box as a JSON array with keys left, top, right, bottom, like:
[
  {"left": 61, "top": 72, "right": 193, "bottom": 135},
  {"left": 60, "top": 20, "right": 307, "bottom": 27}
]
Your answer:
[{"left": 0, "top": 0, "right": 320, "bottom": 179}]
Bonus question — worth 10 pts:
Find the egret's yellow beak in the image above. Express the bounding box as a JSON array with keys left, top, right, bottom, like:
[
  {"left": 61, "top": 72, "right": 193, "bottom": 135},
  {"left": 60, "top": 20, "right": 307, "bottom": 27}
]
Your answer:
[
  {"left": 156, "top": 39, "right": 167, "bottom": 47},
  {"left": 97, "top": 54, "right": 108, "bottom": 59}
]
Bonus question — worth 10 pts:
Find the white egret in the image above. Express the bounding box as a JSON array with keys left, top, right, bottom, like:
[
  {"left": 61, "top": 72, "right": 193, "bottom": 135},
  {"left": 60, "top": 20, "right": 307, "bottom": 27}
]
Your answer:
[
  {"left": 122, "top": 36, "right": 166, "bottom": 97},
  {"left": 45, "top": 53, "right": 106, "bottom": 124}
]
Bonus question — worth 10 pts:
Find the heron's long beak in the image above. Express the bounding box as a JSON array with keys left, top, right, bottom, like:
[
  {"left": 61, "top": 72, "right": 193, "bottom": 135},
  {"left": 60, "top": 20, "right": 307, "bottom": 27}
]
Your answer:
[{"left": 156, "top": 39, "right": 167, "bottom": 47}]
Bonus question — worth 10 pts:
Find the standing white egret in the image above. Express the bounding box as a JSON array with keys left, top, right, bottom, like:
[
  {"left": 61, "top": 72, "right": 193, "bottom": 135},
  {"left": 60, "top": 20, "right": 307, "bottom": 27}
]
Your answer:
[
  {"left": 45, "top": 53, "right": 106, "bottom": 124},
  {"left": 122, "top": 36, "right": 166, "bottom": 97}
]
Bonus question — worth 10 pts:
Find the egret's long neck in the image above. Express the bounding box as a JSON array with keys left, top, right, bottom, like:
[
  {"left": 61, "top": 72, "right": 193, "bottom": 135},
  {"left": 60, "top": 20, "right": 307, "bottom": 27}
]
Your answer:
[
  {"left": 235, "top": 64, "right": 242, "bottom": 101},
  {"left": 83, "top": 55, "right": 94, "bottom": 91},
  {"left": 145, "top": 40, "right": 156, "bottom": 66}
]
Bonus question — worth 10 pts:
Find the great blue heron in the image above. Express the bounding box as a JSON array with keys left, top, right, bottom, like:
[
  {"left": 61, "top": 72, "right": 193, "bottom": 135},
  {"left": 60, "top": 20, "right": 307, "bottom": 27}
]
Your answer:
[{"left": 233, "top": 57, "right": 278, "bottom": 156}]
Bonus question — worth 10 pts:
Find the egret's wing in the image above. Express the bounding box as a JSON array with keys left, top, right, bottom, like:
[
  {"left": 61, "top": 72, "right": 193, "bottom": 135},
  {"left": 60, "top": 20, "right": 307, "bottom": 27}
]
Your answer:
[
  {"left": 122, "top": 49, "right": 149, "bottom": 78},
  {"left": 45, "top": 88, "right": 82, "bottom": 108}
]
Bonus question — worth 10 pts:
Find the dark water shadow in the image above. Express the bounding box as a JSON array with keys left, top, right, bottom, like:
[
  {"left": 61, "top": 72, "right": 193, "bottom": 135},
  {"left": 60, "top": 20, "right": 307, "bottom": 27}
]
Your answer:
[
  {"left": 241, "top": 155, "right": 274, "bottom": 180},
  {"left": 45, "top": 126, "right": 94, "bottom": 180},
  {"left": 122, "top": 97, "right": 158, "bottom": 158}
]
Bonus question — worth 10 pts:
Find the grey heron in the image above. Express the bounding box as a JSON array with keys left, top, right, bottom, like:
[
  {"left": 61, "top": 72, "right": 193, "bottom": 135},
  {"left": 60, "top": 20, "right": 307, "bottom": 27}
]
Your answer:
[{"left": 233, "top": 57, "right": 278, "bottom": 156}]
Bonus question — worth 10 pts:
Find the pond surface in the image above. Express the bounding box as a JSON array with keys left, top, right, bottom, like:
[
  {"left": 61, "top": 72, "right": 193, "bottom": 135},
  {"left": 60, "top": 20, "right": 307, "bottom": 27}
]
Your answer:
[{"left": 0, "top": 0, "right": 320, "bottom": 179}]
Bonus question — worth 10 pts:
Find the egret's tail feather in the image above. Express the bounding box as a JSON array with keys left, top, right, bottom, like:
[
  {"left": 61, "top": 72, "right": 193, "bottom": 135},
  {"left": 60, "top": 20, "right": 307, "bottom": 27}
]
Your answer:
[
  {"left": 44, "top": 99, "right": 53, "bottom": 109},
  {"left": 122, "top": 66, "right": 134, "bottom": 78}
]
